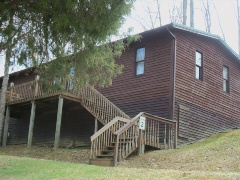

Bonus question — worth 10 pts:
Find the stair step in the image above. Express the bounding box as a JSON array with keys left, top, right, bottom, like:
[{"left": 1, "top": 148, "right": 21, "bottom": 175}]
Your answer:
[
  {"left": 89, "top": 158, "right": 114, "bottom": 166},
  {"left": 102, "top": 150, "right": 114, "bottom": 152},
  {"left": 97, "top": 154, "right": 114, "bottom": 159}
]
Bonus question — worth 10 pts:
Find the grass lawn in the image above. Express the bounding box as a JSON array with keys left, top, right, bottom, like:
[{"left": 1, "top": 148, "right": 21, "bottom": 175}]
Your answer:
[
  {"left": 1, "top": 155, "right": 240, "bottom": 180},
  {"left": 1, "top": 129, "right": 240, "bottom": 179}
]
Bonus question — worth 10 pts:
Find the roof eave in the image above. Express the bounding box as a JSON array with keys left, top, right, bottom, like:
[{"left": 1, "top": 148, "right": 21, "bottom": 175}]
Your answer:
[{"left": 170, "top": 23, "right": 240, "bottom": 64}]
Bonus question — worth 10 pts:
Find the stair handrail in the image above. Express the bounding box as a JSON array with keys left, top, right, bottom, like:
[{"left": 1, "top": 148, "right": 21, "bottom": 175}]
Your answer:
[
  {"left": 91, "top": 117, "right": 130, "bottom": 141},
  {"left": 113, "top": 112, "right": 178, "bottom": 165},
  {"left": 90, "top": 116, "right": 130, "bottom": 159},
  {"left": 90, "top": 86, "right": 130, "bottom": 119},
  {"left": 80, "top": 85, "right": 130, "bottom": 125}
]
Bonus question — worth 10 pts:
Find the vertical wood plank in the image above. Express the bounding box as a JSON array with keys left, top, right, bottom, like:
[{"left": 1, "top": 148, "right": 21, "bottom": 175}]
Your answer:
[
  {"left": 27, "top": 101, "right": 36, "bottom": 148},
  {"left": 54, "top": 96, "right": 64, "bottom": 150}
]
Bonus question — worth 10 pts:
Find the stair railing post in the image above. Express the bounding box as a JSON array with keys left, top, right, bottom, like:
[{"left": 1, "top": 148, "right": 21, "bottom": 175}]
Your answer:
[
  {"left": 94, "top": 118, "right": 98, "bottom": 133},
  {"left": 138, "top": 116, "right": 145, "bottom": 155},
  {"left": 114, "top": 134, "right": 119, "bottom": 166},
  {"left": 137, "top": 129, "right": 142, "bottom": 156}
]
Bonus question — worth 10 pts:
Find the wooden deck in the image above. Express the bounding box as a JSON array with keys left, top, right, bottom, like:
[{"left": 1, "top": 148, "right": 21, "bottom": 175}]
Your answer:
[{"left": 2, "top": 79, "right": 81, "bottom": 105}]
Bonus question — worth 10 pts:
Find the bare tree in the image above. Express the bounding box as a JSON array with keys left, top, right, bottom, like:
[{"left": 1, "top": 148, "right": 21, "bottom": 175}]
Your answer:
[
  {"left": 190, "top": 0, "right": 194, "bottom": 27},
  {"left": 169, "top": 0, "right": 183, "bottom": 24},
  {"left": 212, "top": 0, "right": 225, "bottom": 41},
  {"left": 183, "top": 0, "right": 188, "bottom": 25},
  {"left": 201, "top": 0, "right": 211, "bottom": 33},
  {"left": 131, "top": 0, "right": 162, "bottom": 30}
]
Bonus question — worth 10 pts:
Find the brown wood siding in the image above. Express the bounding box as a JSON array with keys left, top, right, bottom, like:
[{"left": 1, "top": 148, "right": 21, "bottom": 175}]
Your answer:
[
  {"left": 99, "top": 32, "right": 173, "bottom": 119},
  {"left": 0, "top": 71, "right": 35, "bottom": 88},
  {"left": 174, "top": 30, "right": 240, "bottom": 145},
  {"left": 176, "top": 98, "right": 240, "bottom": 145}
]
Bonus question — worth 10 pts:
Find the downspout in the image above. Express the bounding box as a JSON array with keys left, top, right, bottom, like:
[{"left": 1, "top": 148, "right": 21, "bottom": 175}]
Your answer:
[
  {"left": 167, "top": 27, "right": 176, "bottom": 121},
  {"left": 167, "top": 27, "right": 177, "bottom": 149}
]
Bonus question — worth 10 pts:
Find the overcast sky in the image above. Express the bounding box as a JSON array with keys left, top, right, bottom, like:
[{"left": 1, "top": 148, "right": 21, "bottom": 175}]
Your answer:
[
  {"left": 0, "top": 0, "right": 239, "bottom": 77},
  {"left": 122, "top": 0, "right": 238, "bottom": 51}
]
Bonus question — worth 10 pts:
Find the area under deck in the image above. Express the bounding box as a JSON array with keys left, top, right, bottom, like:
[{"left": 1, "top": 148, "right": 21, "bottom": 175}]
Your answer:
[{"left": 4, "top": 93, "right": 99, "bottom": 148}]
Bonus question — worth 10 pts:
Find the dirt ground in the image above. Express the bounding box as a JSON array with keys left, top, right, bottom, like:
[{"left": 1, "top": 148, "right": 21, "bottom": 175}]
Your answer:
[{"left": 0, "top": 145, "right": 90, "bottom": 164}]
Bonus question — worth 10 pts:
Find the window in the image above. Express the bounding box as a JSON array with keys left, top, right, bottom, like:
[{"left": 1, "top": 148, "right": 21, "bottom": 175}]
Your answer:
[
  {"left": 136, "top": 47, "right": 145, "bottom": 75},
  {"left": 223, "top": 66, "right": 230, "bottom": 93},
  {"left": 53, "top": 77, "right": 61, "bottom": 85},
  {"left": 69, "top": 67, "right": 75, "bottom": 77},
  {"left": 195, "top": 51, "right": 203, "bottom": 80},
  {"left": 69, "top": 67, "right": 75, "bottom": 90}
]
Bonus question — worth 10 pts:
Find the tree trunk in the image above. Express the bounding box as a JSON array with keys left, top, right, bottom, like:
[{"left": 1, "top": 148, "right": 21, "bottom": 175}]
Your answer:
[
  {"left": 201, "top": 0, "right": 211, "bottom": 33},
  {"left": 183, "top": 0, "right": 187, "bottom": 25},
  {"left": 206, "top": 0, "right": 211, "bottom": 33},
  {"left": 190, "top": 0, "right": 194, "bottom": 27},
  {"left": 0, "top": 47, "right": 11, "bottom": 145}
]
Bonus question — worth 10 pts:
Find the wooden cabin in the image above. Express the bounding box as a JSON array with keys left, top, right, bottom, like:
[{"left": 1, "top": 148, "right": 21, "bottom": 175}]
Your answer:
[{"left": 0, "top": 23, "right": 240, "bottom": 166}]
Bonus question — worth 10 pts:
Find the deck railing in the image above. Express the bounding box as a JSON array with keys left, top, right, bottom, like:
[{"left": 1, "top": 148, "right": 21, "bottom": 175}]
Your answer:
[
  {"left": 2, "top": 78, "right": 130, "bottom": 126},
  {"left": 90, "top": 117, "right": 129, "bottom": 159},
  {"left": 113, "top": 112, "right": 178, "bottom": 165},
  {"left": 3, "top": 78, "right": 81, "bottom": 104}
]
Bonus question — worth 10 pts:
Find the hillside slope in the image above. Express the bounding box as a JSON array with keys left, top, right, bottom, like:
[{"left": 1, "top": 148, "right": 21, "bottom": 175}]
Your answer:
[{"left": 119, "top": 129, "right": 240, "bottom": 172}]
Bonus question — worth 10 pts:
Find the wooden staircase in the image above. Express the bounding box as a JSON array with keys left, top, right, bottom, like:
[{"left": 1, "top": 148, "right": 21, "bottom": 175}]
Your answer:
[{"left": 77, "top": 86, "right": 178, "bottom": 166}]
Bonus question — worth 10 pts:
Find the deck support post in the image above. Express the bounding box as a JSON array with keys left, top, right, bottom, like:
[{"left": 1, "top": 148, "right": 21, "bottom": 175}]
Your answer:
[
  {"left": 54, "top": 96, "right": 64, "bottom": 150},
  {"left": 94, "top": 118, "right": 98, "bottom": 133},
  {"left": 2, "top": 106, "right": 10, "bottom": 147},
  {"left": 27, "top": 101, "right": 36, "bottom": 148}
]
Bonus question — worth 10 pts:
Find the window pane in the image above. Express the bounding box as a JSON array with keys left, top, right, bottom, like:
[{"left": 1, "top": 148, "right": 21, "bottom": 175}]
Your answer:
[
  {"left": 68, "top": 79, "right": 74, "bottom": 90},
  {"left": 195, "top": 52, "right": 202, "bottom": 66},
  {"left": 136, "top": 62, "right": 144, "bottom": 75},
  {"left": 136, "top": 48, "right": 145, "bottom": 62},
  {"left": 223, "top": 66, "right": 228, "bottom": 80},
  {"left": 195, "top": 66, "right": 200, "bottom": 79},
  {"left": 54, "top": 77, "right": 61, "bottom": 85},
  {"left": 223, "top": 80, "right": 227, "bottom": 92},
  {"left": 70, "top": 67, "right": 75, "bottom": 76}
]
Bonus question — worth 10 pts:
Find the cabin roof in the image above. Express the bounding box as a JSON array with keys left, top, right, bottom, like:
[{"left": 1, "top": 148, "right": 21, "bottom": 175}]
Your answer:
[
  {"left": 1, "top": 23, "right": 240, "bottom": 80},
  {"left": 140, "top": 23, "right": 240, "bottom": 64}
]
